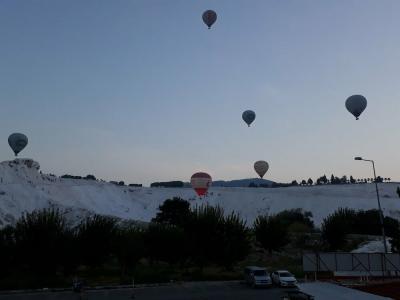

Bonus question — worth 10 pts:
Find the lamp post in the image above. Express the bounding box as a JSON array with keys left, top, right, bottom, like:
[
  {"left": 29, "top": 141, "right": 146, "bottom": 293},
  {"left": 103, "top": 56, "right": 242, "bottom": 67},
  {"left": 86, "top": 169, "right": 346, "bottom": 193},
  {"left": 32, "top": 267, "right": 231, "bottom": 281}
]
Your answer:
[{"left": 354, "top": 157, "right": 388, "bottom": 253}]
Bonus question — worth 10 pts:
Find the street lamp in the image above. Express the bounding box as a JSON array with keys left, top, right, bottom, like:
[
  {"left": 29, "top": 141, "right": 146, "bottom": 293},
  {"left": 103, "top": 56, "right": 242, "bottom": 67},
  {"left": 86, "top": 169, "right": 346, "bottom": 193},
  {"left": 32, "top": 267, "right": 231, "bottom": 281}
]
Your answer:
[{"left": 354, "top": 157, "right": 388, "bottom": 253}]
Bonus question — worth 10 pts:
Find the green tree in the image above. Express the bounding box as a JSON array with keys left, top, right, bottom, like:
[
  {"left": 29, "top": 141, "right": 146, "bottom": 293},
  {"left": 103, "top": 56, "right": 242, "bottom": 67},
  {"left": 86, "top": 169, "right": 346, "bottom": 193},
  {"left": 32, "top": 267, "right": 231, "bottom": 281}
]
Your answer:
[
  {"left": 217, "top": 213, "right": 251, "bottom": 269},
  {"left": 114, "top": 225, "right": 146, "bottom": 278},
  {"left": 152, "top": 197, "right": 191, "bottom": 227},
  {"left": 76, "top": 215, "right": 118, "bottom": 268},
  {"left": 0, "top": 226, "right": 16, "bottom": 278},
  {"left": 254, "top": 215, "right": 289, "bottom": 253},
  {"left": 275, "top": 209, "right": 314, "bottom": 230},
  {"left": 145, "top": 223, "right": 187, "bottom": 265},
  {"left": 185, "top": 205, "right": 225, "bottom": 268},
  {"left": 14, "top": 209, "right": 72, "bottom": 279},
  {"left": 321, "top": 208, "right": 356, "bottom": 250}
]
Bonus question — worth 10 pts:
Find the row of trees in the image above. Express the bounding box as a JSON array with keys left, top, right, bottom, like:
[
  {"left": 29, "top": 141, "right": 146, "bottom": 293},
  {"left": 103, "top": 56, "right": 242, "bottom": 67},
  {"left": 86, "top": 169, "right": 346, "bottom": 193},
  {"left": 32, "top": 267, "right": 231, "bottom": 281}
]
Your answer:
[
  {"left": 293, "top": 175, "right": 391, "bottom": 186},
  {"left": 321, "top": 208, "right": 400, "bottom": 250},
  {"left": 1, "top": 199, "right": 399, "bottom": 289}
]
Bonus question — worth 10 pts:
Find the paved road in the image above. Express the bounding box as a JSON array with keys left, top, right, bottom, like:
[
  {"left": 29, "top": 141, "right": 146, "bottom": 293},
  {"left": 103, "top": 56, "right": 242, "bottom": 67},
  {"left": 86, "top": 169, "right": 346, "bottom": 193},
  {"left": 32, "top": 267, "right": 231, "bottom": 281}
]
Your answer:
[{"left": 0, "top": 282, "right": 294, "bottom": 300}]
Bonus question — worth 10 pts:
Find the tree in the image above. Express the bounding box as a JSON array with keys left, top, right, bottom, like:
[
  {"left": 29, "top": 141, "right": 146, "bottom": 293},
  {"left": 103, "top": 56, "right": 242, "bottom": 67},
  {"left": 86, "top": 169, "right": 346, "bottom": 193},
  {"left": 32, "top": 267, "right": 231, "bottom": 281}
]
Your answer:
[
  {"left": 397, "top": 187, "right": 400, "bottom": 198},
  {"left": 144, "top": 223, "right": 186, "bottom": 265},
  {"left": 301, "top": 179, "right": 307, "bottom": 186},
  {"left": 291, "top": 180, "right": 298, "bottom": 186},
  {"left": 217, "top": 213, "right": 251, "bottom": 269},
  {"left": 254, "top": 215, "right": 289, "bottom": 253},
  {"left": 76, "top": 215, "right": 118, "bottom": 268},
  {"left": 307, "top": 178, "right": 313, "bottom": 186},
  {"left": 350, "top": 176, "right": 356, "bottom": 184},
  {"left": 184, "top": 205, "right": 225, "bottom": 268},
  {"left": 0, "top": 226, "right": 16, "bottom": 278},
  {"left": 321, "top": 208, "right": 356, "bottom": 250},
  {"left": 114, "top": 225, "right": 146, "bottom": 278},
  {"left": 152, "top": 197, "right": 191, "bottom": 227},
  {"left": 13, "top": 209, "right": 72, "bottom": 279},
  {"left": 275, "top": 209, "right": 314, "bottom": 230}
]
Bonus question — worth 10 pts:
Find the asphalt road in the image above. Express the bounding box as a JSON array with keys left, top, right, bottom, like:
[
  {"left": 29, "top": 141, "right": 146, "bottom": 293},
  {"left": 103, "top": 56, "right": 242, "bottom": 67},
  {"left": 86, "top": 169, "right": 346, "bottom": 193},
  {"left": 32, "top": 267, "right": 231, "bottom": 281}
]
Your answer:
[{"left": 0, "top": 281, "right": 296, "bottom": 300}]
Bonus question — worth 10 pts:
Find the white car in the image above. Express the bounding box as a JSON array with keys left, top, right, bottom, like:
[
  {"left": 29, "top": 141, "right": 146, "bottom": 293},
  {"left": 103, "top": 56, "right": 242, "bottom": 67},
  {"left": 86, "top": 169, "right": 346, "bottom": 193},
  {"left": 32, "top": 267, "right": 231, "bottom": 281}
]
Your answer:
[
  {"left": 271, "top": 270, "right": 297, "bottom": 287},
  {"left": 244, "top": 266, "right": 272, "bottom": 287}
]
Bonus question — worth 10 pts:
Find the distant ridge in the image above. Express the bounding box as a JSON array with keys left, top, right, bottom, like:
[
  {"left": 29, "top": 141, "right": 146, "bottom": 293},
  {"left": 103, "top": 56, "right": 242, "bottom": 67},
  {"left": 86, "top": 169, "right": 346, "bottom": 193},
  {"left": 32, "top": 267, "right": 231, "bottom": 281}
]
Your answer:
[{"left": 183, "top": 178, "right": 275, "bottom": 188}]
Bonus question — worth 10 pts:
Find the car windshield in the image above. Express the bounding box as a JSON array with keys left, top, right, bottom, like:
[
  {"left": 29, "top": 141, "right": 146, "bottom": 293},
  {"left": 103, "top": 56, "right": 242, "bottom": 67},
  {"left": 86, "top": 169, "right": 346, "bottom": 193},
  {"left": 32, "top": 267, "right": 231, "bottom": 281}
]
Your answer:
[
  {"left": 253, "top": 270, "right": 266, "bottom": 276},
  {"left": 280, "top": 272, "right": 293, "bottom": 277}
]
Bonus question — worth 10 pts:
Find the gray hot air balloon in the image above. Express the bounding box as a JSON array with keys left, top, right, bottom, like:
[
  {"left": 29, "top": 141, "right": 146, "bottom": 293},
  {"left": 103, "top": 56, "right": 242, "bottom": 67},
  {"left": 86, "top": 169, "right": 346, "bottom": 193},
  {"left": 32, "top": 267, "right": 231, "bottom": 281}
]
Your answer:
[
  {"left": 345, "top": 95, "right": 367, "bottom": 120},
  {"left": 8, "top": 133, "right": 28, "bottom": 156},
  {"left": 202, "top": 10, "right": 217, "bottom": 29},
  {"left": 254, "top": 160, "right": 269, "bottom": 178},
  {"left": 242, "top": 110, "right": 256, "bottom": 127}
]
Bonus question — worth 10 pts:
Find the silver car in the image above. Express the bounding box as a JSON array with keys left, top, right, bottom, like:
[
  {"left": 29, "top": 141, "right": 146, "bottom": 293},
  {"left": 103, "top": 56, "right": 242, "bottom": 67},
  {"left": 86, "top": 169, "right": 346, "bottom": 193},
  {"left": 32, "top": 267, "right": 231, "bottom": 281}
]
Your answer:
[
  {"left": 244, "top": 266, "right": 272, "bottom": 288},
  {"left": 271, "top": 270, "right": 297, "bottom": 287}
]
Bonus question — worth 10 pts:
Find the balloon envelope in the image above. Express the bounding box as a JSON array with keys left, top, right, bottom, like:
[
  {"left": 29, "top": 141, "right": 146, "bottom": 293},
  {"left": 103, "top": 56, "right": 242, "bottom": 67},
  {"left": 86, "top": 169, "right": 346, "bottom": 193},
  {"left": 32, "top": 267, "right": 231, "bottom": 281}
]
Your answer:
[
  {"left": 242, "top": 110, "right": 256, "bottom": 127},
  {"left": 345, "top": 95, "right": 367, "bottom": 120},
  {"left": 202, "top": 10, "right": 217, "bottom": 29},
  {"left": 8, "top": 133, "right": 28, "bottom": 156},
  {"left": 254, "top": 161, "right": 269, "bottom": 178},
  {"left": 191, "top": 172, "right": 212, "bottom": 196}
]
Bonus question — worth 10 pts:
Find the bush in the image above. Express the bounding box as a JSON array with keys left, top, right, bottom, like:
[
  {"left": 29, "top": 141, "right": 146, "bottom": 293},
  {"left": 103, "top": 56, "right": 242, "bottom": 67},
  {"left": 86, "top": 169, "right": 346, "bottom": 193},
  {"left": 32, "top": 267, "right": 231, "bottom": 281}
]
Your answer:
[
  {"left": 185, "top": 205, "right": 225, "bottom": 267},
  {"left": 321, "top": 208, "right": 356, "bottom": 250},
  {"left": 145, "top": 223, "right": 187, "bottom": 265},
  {"left": 152, "top": 197, "right": 191, "bottom": 227},
  {"left": 0, "top": 226, "right": 16, "bottom": 277},
  {"left": 76, "top": 215, "right": 118, "bottom": 268},
  {"left": 150, "top": 181, "right": 184, "bottom": 188},
  {"left": 217, "top": 213, "right": 251, "bottom": 269},
  {"left": 275, "top": 209, "right": 314, "bottom": 230},
  {"left": 254, "top": 215, "right": 289, "bottom": 253},
  {"left": 14, "top": 209, "right": 72, "bottom": 277},
  {"left": 114, "top": 225, "right": 146, "bottom": 277}
]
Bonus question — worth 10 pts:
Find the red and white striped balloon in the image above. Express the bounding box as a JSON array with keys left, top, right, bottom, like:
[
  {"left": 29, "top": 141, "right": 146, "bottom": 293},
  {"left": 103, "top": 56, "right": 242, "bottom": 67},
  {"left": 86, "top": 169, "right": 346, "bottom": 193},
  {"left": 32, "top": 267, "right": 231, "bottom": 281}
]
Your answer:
[{"left": 190, "top": 172, "right": 212, "bottom": 196}]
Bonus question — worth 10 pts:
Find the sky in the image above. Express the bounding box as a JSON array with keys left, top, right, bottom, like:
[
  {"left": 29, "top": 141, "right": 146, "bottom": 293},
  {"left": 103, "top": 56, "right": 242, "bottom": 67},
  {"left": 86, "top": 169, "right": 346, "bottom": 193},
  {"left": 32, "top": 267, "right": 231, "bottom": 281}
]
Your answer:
[{"left": 0, "top": 0, "right": 399, "bottom": 186}]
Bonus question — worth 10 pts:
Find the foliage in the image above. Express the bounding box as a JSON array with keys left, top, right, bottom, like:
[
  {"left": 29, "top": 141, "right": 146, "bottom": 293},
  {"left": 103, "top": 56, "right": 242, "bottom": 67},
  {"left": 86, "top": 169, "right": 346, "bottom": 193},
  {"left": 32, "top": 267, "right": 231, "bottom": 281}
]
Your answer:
[
  {"left": 275, "top": 209, "right": 314, "bottom": 230},
  {"left": 76, "top": 214, "right": 118, "bottom": 268},
  {"left": 321, "top": 208, "right": 400, "bottom": 250},
  {"left": 0, "top": 226, "right": 16, "bottom": 277},
  {"left": 145, "top": 223, "right": 187, "bottom": 265},
  {"left": 14, "top": 209, "right": 72, "bottom": 276},
  {"left": 152, "top": 197, "right": 191, "bottom": 227},
  {"left": 254, "top": 215, "right": 289, "bottom": 253},
  {"left": 114, "top": 225, "right": 146, "bottom": 277},
  {"left": 150, "top": 181, "right": 184, "bottom": 188},
  {"left": 321, "top": 208, "right": 356, "bottom": 250}
]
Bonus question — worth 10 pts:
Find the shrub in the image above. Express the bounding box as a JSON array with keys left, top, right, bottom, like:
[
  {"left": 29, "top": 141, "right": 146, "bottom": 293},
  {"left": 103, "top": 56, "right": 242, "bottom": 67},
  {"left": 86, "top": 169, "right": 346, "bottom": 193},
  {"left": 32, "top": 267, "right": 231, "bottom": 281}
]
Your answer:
[
  {"left": 76, "top": 215, "right": 118, "bottom": 268},
  {"left": 254, "top": 215, "right": 289, "bottom": 253},
  {"left": 152, "top": 197, "right": 191, "bottom": 227},
  {"left": 14, "top": 209, "right": 72, "bottom": 277}
]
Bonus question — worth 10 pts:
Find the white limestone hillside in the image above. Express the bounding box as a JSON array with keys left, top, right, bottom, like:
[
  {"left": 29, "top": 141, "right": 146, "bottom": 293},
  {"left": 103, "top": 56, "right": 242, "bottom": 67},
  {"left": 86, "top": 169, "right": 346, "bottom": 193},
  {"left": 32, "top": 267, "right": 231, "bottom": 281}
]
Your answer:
[{"left": 0, "top": 159, "right": 399, "bottom": 228}]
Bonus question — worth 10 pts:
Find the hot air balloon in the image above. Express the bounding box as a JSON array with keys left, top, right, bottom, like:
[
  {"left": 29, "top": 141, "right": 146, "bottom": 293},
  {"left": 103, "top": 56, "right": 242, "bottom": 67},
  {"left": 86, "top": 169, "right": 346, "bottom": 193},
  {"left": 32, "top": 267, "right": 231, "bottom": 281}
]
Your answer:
[
  {"left": 242, "top": 110, "right": 256, "bottom": 127},
  {"left": 254, "top": 161, "right": 269, "bottom": 178},
  {"left": 345, "top": 95, "right": 367, "bottom": 120},
  {"left": 202, "top": 10, "right": 217, "bottom": 29},
  {"left": 8, "top": 133, "right": 28, "bottom": 156},
  {"left": 191, "top": 172, "right": 212, "bottom": 196}
]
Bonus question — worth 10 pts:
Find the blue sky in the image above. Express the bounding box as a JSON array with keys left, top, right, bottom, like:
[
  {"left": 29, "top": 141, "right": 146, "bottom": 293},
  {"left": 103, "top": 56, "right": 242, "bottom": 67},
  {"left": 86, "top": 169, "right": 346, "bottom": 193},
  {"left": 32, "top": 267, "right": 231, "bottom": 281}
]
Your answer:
[{"left": 0, "top": 0, "right": 399, "bottom": 185}]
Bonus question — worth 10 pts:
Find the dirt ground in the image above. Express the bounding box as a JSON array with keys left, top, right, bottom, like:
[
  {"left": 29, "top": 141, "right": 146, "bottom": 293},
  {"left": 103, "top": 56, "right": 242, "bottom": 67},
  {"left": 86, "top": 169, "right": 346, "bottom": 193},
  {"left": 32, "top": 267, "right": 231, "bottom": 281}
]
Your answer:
[{"left": 354, "top": 280, "right": 400, "bottom": 300}]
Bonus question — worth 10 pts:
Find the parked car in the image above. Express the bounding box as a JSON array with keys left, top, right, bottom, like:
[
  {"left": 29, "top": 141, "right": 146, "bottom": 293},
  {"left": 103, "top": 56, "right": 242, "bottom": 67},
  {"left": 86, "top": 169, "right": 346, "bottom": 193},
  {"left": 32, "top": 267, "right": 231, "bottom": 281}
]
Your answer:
[
  {"left": 271, "top": 270, "right": 297, "bottom": 287},
  {"left": 244, "top": 266, "right": 272, "bottom": 287}
]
